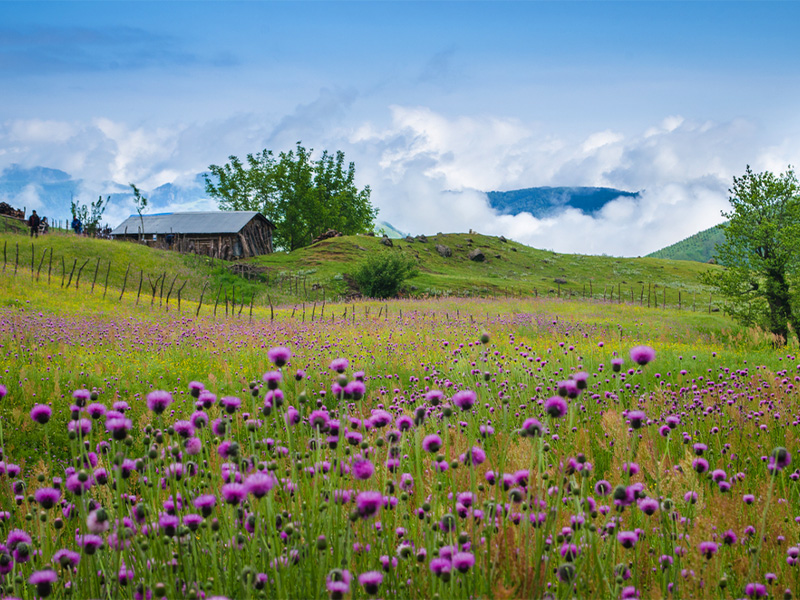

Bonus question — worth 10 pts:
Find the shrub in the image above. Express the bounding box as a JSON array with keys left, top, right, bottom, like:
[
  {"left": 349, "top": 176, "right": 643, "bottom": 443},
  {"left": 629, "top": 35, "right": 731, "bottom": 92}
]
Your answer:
[{"left": 352, "top": 251, "right": 418, "bottom": 298}]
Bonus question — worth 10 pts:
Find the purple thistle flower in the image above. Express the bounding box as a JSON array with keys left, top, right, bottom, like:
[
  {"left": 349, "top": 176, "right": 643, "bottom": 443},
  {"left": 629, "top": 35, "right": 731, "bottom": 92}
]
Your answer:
[
  {"left": 244, "top": 472, "right": 276, "bottom": 499},
  {"left": 452, "top": 390, "right": 477, "bottom": 411},
  {"left": 72, "top": 389, "right": 91, "bottom": 407},
  {"left": 86, "top": 403, "right": 107, "bottom": 419},
  {"left": 544, "top": 396, "right": 568, "bottom": 418},
  {"left": 521, "top": 417, "right": 543, "bottom": 437},
  {"left": 617, "top": 531, "right": 638, "bottom": 549},
  {"left": 659, "top": 555, "right": 673, "bottom": 570},
  {"left": 158, "top": 513, "right": 179, "bottom": 537},
  {"left": 199, "top": 390, "right": 217, "bottom": 408},
  {"left": 105, "top": 417, "right": 132, "bottom": 440},
  {"left": 183, "top": 513, "right": 203, "bottom": 532},
  {"left": 621, "top": 587, "right": 640, "bottom": 600},
  {"left": 745, "top": 583, "right": 767, "bottom": 599},
  {"left": 65, "top": 473, "right": 92, "bottom": 496},
  {"left": 638, "top": 497, "right": 659, "bottom": 516},
  {"left": 355, "top": 491, "right": 382, "bottom": 519},
  {"left": 330, "top": 358, "right": 349, "bottom": 373},
  {"left": 220, "top": 396, "right": 241, "bottom": 414},
  {"left": 369, "top": 409, "right": 392, "bottom": 428},
  {"left": 557, "top": 380, "right": 580, "bottom": 399},
  {"left": 76, "top": 534, "right": 103, "bottom": 554},
  {"left": 184, "top": 437, "right": 202, "bottom": 455},
  {"left": 173, "top": 420, "right": 195, "bottom": 438},
  {"left": 30, "top": 404, "right": 52, "bottom": 425},
  {"left": 52, "top": 548, "right": 80, "bottom": 568},
  {"left": 308, "top": 410, "right": 330, "bottom": 432},
  {"left": 722, "top": 530, "right": 738, "bottom": 545},
  {"left": 611, "top": 358, "right": 624, "bottom": 372},
  {"left": 425, "top": 390, "right": 444, "bottom": 406},
  {"left": 769, "top": 447, "right": 791, "bottom": 472},
  {"left": 194, "top": 494, "right": 216, "bottom": 517},
  {"left": 627, "top": 410, "right": 646, "bottom": 429},
  {"left": 262, "top": 370, "right": 282, "bottom": 390},
  {"left": 698, "top": 541, "right": 718, "bottom": 559},
  {"left": 34, "top": 487, "right": 60, "bottom": 510},
  {"left": 429, "top": 557, "right": 451, "bottom": 576},
  {"left": 422, "top": 434, "right": 442, "bottom": 453},
  {"left": 595, "top": 480, "right": 612, "bottom": 496},
  {"left": 693, "top": 443, "right": 707, "bottom": 455},
  {"left": 692, "top": 458, "right": 709, "bottom": 474},
  {"left": 461, "top": 446, "right": 486, "bottom": 466},
  {"left": 743, "top": 494, "right": 755, "bottom": 505},
  {"left": 351, "top": 457, "right": 375, "bottom": 480},
  {"left": 358, "top": 571, "right": 383, "bottom": 596},
  {"left": 188, "top": 380, "right": 205, "bottom": 398},
  {"left": 268, "top": 346, "right": 292, "bottom": 367},
  {"left": 344, "top": 380, "right": 366, "bottom": 400},
  {"left": 0, "top": 384, "right": 6, "bottom": 399},
  {"left": 452, "top": 552, "right": 475, "bottom": 573},
  {"left": 629, "top": 345, "right": 656, "bottom": 366},
  {"left": 29, "top": 569, "right": 58, "bottom": 598},
  {"left": 285, "top": 406, "right": 300, "bottom": 426},
  {"left": 221, "top": 483, "right": 246, "bottom": 505},
  {"left": 397, "top": 415, "right": 413, "bottom": 431},
  {"left": 68, "top": 418, "right": 92, "bottom": 435},
  {"left": 191, "top": 411, "right": 209, "bottom": 429},
  {"left": 146, "top": 391, "right": 173, "bottom": 415}
]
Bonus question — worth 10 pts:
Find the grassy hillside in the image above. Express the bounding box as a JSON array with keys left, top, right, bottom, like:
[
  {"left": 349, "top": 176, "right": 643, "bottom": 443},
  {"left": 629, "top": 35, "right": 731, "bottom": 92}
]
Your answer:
[
  {"left": 0, "top": 228, "right": 721, "bottom": 310},
  {"left": 647, "top": 224, "right": 725, "bottom": 262},
  {"left": 250, "top": 231, "right": 719, "bottom": 307}
]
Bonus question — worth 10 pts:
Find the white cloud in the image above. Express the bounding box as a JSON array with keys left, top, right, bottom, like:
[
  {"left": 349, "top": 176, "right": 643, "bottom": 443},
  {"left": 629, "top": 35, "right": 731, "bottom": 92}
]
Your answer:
[{"left": 1, "top": 102, "right": 798, "bottom": 256}]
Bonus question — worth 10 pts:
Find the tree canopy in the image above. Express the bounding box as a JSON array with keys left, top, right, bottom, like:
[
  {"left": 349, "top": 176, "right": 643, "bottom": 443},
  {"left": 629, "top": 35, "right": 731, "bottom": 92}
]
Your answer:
[
  {"left": 204, "top": 143, "right": 377, "bottom": 251},
  {"left": 701, "top": 165, "right": 800, "bottom": 344}
]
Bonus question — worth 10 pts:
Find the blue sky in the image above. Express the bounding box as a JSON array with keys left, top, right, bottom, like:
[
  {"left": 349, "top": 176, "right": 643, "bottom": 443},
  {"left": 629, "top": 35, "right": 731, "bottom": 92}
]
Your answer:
[{"left": 1, "top": 1, "right": 799, "bottom": 255}]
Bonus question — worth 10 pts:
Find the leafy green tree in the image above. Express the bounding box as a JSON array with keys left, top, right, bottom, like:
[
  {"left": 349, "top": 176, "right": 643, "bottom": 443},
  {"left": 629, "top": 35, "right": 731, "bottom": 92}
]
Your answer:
[
  {"left": 701, "top": 166, "right": 800, "bottom": 344},
  {"left": 129, "top": 184, "right": 149, "bottom": 240},
  {"left": 352, "top": 251, "right": 418, "bottom": 299},
  {"left": 70, "top": 195, "right": 109, "bottom": 237},
  {"left": 204, "top": 143, "right": 377, "bottom": 251}
]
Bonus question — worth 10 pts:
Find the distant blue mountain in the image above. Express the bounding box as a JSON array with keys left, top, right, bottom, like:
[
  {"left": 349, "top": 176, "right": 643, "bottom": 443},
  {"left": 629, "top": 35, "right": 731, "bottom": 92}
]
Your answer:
[
  {"left": 487, "top": 186, "right": 640, "bottom": 218},
  {"left": 0, "top": 165, "right": 210, "bottom": 223}
]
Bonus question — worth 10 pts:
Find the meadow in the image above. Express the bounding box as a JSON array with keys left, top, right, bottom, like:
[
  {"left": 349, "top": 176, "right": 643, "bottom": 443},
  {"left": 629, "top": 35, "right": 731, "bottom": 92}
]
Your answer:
[{"left": 0, "top": 250, "right": 797, "bottom": 600}]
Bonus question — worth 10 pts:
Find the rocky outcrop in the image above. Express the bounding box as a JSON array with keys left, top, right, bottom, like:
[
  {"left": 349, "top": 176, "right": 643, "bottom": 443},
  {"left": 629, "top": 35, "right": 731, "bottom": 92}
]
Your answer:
[
  {"left": 468, "top": 249, "right": 485, "bottom": 262},
  {"left": 435, "top": 244, "right": 452, "bottom": 258},
  {"left": 311, "top": 229, "right": 342, "bottom": 244}
]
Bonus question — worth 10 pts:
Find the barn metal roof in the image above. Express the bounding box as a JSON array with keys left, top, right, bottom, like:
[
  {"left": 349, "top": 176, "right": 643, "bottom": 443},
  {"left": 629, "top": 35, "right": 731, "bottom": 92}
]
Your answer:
[{"left": 110, "top": 211, "right": 273, "bottom": 236}]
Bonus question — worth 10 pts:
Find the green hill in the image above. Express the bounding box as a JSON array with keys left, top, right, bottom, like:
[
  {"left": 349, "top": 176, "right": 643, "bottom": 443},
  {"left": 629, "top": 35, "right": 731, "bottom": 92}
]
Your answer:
[
  {"left": 0, "top": 228, "right": 719, "bottom": 309},
  {"left": 647, "top": 224, "right": 726, "bottom": 263}
]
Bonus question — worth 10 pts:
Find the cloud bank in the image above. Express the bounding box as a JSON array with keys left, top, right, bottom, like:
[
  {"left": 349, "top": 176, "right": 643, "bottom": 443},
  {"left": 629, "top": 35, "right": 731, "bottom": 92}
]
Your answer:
[{"left": 1, "top": 100, "right": 798, "bottom": 256}]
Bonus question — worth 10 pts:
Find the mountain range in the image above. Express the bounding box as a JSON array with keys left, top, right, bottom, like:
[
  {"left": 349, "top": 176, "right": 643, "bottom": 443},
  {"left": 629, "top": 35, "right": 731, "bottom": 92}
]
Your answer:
[{"left": 2, "top": 165, "right": 654, "bottom": 244}]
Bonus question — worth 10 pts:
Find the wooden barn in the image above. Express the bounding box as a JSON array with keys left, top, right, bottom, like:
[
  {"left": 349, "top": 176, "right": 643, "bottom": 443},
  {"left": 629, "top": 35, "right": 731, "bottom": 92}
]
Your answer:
[{"left": 110, "top": 211, "right": 275, "bottom": 260}]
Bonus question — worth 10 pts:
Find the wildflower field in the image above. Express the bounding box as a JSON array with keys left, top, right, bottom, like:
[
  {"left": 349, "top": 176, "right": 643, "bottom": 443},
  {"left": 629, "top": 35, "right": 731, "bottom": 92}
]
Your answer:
[{"left": 0, "top": 274, "right": 797, "bottom": 600}]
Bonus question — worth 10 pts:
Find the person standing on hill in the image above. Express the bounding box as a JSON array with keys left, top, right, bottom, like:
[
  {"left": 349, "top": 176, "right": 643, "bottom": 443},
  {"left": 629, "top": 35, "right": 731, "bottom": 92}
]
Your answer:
[{"left": 28, "top": 210, "right": 40, "bottom": 238}]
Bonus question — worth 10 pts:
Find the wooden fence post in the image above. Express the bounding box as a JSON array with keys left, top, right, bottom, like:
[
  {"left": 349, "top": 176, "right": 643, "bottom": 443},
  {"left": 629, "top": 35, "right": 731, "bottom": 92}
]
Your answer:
[
  {"left": 64, "top": 259, "right": 77, "bottom": 289},
  {"left": 135, "top": 270, "right": 144, "bottom": 305},
  {"left": 164, "top": 275, "right": 178, "bottom": 310},
  {"left": 102, "top": 262, "right": 111, "bottom": 299},
  {"left": 36, "top": 248, "right": 47, "bottom": 282},
  {"left": 30, "top": 243, "right": 34, "bottom": 280},
  {"left": 119, "top": 263, "right": 130, "bottom": 300},
  {"left": 14, "top": 243, "right": 19, "bottom": 275},
  {"left": 75, "top": 258, "right": 90, "bottom": 289},
  {"left": 91, "top": 257, "right": 100, "bottom": 293},
  {"left": 213, "top": 284, "right": 222, "bottom": 317},
  {"left": 268, "top": 294, "right": 274, "bottom": 321},
  {"left": 177, "top": 280, "right": 187, "bottom": 312},
  {"left": 249, "top": 293, "right": 254, "bottom": 322},
  {"left": 196, "top": 280, "right": 209, "bottom": 317},
  {"left": 48, "top": 248, "right": 53, "bottom": 284},
  {"left": 2, "top": 240, "right": 6, "bottom": 272}
]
